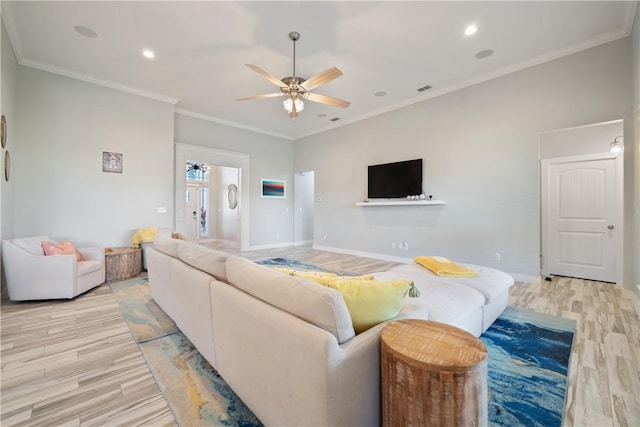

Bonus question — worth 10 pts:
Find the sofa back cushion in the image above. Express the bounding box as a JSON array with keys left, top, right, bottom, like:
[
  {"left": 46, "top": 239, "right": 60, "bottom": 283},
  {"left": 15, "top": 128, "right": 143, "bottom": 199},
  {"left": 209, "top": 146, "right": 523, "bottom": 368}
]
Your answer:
[
  {"left": 225, "top": 256, "right": 356, "bottom": 344},
  {"left": 153, "top": 234, "right": 183, "bottom": 258},
  {"left": 177, "top": 241, "right": 229, "bottom": 282},
  {"left": 12, "top": 236, "right": 49, "bottom": 255}
]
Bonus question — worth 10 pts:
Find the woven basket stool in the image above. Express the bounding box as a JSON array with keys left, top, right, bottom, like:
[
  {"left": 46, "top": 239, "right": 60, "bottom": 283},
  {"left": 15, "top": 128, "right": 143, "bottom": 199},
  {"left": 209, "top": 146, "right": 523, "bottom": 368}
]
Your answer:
[{"left": 381, "top": 319, "right": 488, "bottom": 427}]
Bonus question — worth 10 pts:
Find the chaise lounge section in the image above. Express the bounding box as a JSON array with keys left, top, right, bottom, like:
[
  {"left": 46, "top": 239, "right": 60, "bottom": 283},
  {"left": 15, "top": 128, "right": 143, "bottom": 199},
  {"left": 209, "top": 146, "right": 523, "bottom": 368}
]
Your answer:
[{"left": 145, "top": 234, "right": 513, "bottom": 426}]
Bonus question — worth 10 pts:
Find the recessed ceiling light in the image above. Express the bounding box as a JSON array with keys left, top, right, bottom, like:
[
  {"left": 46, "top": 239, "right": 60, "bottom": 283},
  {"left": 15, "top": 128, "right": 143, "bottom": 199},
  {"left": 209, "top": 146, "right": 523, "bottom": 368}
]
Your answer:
[
  {"left": 74, "top": 25, "right": 98, "bottom": 38},
  {"left": 475, "top": 49, "right": 494, "bottom": 59},
  {"left": 374, "top": 91, "right": 386, "bottom": 97},
  {"left": 465, "top": 25, "right": 478, "bottom": 36},
  {"left": 143, "top": 49, "right": 155, "bottom": 59}
]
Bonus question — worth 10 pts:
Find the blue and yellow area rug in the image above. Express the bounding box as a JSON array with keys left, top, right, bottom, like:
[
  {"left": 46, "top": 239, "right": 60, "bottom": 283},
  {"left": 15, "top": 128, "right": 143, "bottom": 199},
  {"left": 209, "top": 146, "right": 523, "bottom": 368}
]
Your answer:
[
  {"left": 480, "top": 306, "right": 575, "bottom": 426},
  {"left": 110, "top": 267, "right": 575, "bottom": 427},
  {"left": 110, "top": 278, "right": 261, "bottom": 426}
]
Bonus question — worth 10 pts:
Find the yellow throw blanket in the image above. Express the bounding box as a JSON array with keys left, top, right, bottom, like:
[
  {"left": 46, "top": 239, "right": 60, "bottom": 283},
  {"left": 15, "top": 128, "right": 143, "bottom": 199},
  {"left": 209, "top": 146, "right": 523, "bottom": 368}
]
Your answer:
[
  {"left": 131, "top": 227, "right": 158, "bottom": 247},
  {"left": 414, "top": 256, "right": 477, "bottom": 277}
]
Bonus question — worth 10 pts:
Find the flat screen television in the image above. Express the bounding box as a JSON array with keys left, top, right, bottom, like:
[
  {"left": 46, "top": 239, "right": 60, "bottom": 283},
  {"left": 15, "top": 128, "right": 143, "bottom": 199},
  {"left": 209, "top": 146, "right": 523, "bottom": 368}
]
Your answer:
[{"left": 367, "top": 158, "right": 423, "bottom": 199}]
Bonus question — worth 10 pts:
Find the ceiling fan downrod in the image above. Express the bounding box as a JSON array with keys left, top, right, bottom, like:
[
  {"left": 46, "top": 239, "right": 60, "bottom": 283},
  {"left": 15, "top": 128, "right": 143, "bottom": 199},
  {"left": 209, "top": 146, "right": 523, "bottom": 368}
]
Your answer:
[{"left": 289, "top": 31, "right": 300, "bottom": 78}]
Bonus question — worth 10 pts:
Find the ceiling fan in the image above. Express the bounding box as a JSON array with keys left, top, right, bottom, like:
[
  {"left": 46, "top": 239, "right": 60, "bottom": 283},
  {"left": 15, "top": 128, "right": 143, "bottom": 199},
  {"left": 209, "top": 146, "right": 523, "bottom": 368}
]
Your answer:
[{"left": 237, "top": 32, "right": 350, "bottom": 119}]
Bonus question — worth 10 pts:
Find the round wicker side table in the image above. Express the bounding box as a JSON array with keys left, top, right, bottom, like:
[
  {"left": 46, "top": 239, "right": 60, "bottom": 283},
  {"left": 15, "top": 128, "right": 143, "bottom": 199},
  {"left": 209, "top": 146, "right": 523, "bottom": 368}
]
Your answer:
[{"left": 381, "top": 319, "right": 488, "bottom": 427}]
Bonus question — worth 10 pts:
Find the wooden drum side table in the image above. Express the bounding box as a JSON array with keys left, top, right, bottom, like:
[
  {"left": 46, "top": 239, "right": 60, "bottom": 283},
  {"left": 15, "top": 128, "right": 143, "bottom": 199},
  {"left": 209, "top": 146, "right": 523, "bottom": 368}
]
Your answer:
[
  {"left": 105, "top": 247, "right": 142, "bottom": 283},
  {"left": 381, "top": 319, "right": 488, "bottom": 427}
]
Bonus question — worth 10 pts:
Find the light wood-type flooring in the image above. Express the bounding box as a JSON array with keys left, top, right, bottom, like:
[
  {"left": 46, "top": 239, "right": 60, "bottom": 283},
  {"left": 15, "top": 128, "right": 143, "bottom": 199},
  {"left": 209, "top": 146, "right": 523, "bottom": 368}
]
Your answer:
[{"left": 1, "top": 245, "right": 639, "bottom": 426}]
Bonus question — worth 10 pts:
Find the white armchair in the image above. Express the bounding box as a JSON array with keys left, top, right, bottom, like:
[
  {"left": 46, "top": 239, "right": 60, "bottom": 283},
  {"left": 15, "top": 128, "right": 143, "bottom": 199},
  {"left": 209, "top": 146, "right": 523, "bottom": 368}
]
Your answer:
[{"left": 2, "top": 236, "right": 105, "bottom": 301}]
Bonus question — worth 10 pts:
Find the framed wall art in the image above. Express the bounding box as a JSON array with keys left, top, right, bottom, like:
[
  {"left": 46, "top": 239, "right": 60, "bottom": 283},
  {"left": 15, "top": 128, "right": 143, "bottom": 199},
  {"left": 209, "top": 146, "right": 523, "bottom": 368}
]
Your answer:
[
  {"left": 261, "top": 178, "right": 286, "bottom": 199},
  {"left": 103, "top": 151, "right": 123, "bottom": 173}
]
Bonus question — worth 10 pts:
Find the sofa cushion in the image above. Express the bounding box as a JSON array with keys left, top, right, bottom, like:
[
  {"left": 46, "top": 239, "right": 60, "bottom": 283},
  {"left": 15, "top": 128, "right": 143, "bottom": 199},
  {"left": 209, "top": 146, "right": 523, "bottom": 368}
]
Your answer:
[
  {"left": 373, "top": 271, "right": 486, "bottom": 326},
  {"left": 225, "top": 256, "right": 356, "bottom": 344},
  {"left": 387, "top": 262, "right": 514, "bottom": 303},
  {"left": 12, "top": 236, "right": 48, "bottom": 256},
  {"left": 177, "top": 241, "right": 229, "bottom": 282},
  {"left": 153, "top": 234, "right": 183, "bottom": 258},
  {"left": 77, "top": 260, "right": 104, "bottom": 277}
]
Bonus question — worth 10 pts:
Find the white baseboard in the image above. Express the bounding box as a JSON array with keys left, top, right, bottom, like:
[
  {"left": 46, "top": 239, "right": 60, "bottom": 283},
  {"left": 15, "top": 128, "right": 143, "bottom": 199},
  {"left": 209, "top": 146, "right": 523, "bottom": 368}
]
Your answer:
[
  {"left": 312, "top": 244, "right": 538, "bottom": 282},
  {"left": 214, "top": 238, "right": 238, "bottom": 246},
  {"left": 510, "top": 273, "right": 541, "bottom": 284},
  {"left": 246, "top": 242, "right": 296, "bottom": 251},
  {"left": 312, "top": 245, "right": 413, "bottom": 264},
  {"left": 293, "top": 240, "right": 313, "bottom": 246}
]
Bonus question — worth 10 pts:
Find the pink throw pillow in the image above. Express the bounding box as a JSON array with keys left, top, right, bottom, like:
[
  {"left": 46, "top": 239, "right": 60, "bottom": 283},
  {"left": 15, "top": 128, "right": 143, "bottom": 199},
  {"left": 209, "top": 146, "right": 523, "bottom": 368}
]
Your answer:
[{"left": 42, "top": 241, "right": 83, "bottom": 261}]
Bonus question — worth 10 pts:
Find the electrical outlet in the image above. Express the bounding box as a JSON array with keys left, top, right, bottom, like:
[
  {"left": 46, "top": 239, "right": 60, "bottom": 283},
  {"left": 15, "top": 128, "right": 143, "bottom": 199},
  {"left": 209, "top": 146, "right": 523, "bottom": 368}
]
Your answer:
[
  {"left": 403, "top": 242, "right": 409, "bottom": 250},
  {"left": 495, "top": 253, "right": 501, "bottom": 261},
  {"left": 276, "top": 233, "right": 280, "bottom": 239},
  {"left": 392, "top": 243, "right": 396, "bottom": 249},
  {"left": 323, "top": 235, "right": 327, "bottom": 241}
]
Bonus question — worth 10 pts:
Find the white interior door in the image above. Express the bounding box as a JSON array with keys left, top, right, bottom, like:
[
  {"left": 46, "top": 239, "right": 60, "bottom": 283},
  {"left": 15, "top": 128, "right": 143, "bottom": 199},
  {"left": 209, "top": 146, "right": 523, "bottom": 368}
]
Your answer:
[
  {"left": 543, "top": 156, "right": 618, "bottom": 283},
  {"left": 185, "top": 185, "right": 199, "bottom": 241}
]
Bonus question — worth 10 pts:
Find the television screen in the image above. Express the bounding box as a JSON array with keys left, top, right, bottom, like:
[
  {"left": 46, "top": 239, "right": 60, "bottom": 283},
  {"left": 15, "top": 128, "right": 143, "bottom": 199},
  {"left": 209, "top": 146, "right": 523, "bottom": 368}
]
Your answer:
[{"left": 367, "top": 159, "right": 423, "bottom": 199}]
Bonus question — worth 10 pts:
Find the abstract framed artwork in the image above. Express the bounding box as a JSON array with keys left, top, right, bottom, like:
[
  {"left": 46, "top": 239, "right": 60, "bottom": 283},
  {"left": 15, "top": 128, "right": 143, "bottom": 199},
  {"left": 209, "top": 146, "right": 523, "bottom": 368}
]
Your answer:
[
  {"left": 261, "top": 178, "right": 286, "bottom": 199},
  {"left": 103, "top": 151, "right": 123, "bottom": 173}
]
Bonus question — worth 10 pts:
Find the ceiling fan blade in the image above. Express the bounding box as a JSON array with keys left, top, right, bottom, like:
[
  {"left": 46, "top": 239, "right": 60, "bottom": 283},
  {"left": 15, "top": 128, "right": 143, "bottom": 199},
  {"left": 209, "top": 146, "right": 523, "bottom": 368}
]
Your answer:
[
  {"left": 305, "top": 92, "right": 351, "bottom": 108},
  {"left": 245, "top": 64, "right": 288, "bottom": 88},
  {"left": 300, "top": 67, "right": 343, "bottom": 91},
  {"left": 236, "top": 93, "right": 282, "bottom": 101}
]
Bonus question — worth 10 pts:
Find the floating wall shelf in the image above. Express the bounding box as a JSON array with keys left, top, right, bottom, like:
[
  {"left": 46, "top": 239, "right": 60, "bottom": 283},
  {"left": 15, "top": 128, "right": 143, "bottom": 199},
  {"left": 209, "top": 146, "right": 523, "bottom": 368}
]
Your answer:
[{"left": 355, "top": 200, "right": 445, "bottom": 207}]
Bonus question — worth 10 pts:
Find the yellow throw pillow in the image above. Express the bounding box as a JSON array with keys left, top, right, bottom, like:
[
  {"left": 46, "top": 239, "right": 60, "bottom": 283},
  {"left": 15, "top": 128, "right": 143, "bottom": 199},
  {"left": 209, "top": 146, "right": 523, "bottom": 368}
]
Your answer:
[
  {"left": 292, "top": 271, "right": 374, "bottom": 286},
  {"left": 270, "top": 267, "right": 412, "bottom": 332},
  {"left": 325, "top": 278, "right": 413, "bottom": 334},
  {"left": 271, "top": 267, "right": 374, "bottom": 285}
]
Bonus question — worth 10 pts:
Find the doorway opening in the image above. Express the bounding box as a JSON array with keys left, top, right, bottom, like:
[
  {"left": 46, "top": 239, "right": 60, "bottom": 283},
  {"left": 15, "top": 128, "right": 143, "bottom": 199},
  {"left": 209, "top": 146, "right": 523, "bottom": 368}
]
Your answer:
[
  {"left": 294, "top": 171, "right": 315, "bottom": 245},
  {"left": 175, "top": 144, "right": 251, "bottom": 251},
  {"left": 539, "top": 120, "right": 623, "bottom": 285}
]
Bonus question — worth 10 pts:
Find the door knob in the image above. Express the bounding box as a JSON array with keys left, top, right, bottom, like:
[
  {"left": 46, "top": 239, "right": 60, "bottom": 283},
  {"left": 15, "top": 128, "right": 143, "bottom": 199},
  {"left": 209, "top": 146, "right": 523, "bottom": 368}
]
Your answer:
[{"left": 607, "top": 225, "right": 614, "bottom": 230}]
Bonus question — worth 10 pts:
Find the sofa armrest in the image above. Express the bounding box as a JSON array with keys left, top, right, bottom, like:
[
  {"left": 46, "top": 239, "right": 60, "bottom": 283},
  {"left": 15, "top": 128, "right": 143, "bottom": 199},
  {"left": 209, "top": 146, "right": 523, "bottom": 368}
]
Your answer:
[{"left": 78, "top": 247, "right": 105, "bottom": 262}]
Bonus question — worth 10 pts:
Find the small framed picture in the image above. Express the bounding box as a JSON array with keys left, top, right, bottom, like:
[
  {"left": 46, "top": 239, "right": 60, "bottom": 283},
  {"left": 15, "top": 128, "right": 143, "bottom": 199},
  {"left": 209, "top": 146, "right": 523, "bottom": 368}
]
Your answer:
[
  {"left": 103, "top": 152, "right": 123, "bottom": 173},
  {"left": 261, "top": 178, "right": 286, "bottom": 199}
]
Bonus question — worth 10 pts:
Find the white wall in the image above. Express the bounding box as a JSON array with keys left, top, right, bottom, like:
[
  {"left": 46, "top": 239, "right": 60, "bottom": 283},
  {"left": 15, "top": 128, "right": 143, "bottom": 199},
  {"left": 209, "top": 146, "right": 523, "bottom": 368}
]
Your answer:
[
  {"left": 174, "top": 112, "right": 294, "bottom": 249},
  {"left": 1, "top": 17, "right": 17, "bottom": 242},
  {"left": 13, "top": 66, "right": 175, "bottom": 247},
  {"left": 295, "top": 38, "right": 633, "bottom": 280},
  {"left": 1, "top": 15, "right": 19, "bottom": 298},
  {"left": 632, "top": 4, "right": 640, "bottom": 298},
  {"left": 539, "top": 120, "right": 623, "bottom": 159}
]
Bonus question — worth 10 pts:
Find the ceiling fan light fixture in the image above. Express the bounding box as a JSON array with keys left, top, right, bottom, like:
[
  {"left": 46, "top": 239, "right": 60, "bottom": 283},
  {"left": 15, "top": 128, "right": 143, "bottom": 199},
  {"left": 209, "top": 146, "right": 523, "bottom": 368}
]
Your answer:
[{"left": 283, "top": 97, "right": 304, "bottom": 114}]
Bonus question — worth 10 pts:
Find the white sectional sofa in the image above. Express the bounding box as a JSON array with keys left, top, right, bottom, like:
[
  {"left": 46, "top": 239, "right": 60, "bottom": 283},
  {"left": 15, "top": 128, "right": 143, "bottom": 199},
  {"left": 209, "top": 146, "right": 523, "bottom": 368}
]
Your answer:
[{"left": 146, "top": 234, "right": 513, "bottom": 426}]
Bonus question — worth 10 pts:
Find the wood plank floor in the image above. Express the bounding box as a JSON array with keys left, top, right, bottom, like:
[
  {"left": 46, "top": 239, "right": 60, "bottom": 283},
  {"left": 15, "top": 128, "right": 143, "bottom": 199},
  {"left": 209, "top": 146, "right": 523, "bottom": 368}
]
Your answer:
[{"left": 2, "top": 245, "right": 639, "bottom": 426}]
